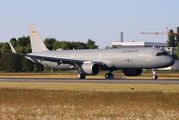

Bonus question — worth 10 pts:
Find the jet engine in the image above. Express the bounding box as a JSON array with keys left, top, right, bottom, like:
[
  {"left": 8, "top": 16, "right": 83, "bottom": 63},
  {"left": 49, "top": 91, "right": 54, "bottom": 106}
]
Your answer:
[
  {"left": 123, "top": 69, "right": 142, "bottom": 76},
  {"left": 80, "top": 63, "right": 100, "bottom": 75}
]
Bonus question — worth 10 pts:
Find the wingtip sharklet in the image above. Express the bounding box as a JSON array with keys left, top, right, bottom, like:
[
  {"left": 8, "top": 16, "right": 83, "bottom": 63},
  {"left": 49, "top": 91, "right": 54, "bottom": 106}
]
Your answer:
[{"left": 8, "top": 42, "right": 17, "bottom": 53}]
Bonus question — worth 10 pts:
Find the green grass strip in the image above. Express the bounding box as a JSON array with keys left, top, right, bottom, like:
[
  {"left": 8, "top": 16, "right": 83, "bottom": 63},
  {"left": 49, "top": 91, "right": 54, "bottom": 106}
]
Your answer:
[{"left": 0, "top": 82, "right": 179, "bottom": 92}]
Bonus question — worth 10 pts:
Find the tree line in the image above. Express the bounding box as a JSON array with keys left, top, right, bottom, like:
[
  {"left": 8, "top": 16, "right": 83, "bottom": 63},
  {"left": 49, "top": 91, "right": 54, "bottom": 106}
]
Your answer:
[
  {"left": 167, "top": 27, "right": 179, "bottom": 47},
  {"left": 0, "top": 36, "right": 98, "bottom": 72},
  {"left": 167, "top": 27, "right": 179, "bottom": 59}
]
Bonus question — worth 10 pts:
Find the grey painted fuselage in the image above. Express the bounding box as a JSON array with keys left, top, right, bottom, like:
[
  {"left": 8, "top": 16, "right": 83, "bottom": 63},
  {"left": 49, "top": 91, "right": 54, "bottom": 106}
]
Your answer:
[
  {"left": 27, "top": 47, "right": 175, "bottom": 71},
  {"left": 9, "top": 24, "right": 175, "bottom": 79}
]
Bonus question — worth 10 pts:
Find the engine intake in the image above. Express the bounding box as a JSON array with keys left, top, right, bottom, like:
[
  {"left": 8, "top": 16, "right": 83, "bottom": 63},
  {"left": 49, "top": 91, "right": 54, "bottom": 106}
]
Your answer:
[
  {"left": 123, "top": 69, "right": 142, "bottom": 76},
  {"left": 80, "top": 63, "right": 100, "bottom": 75}
]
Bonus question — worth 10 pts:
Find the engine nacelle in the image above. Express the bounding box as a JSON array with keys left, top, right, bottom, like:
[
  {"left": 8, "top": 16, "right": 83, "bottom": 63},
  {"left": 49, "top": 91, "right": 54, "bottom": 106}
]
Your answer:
[
  {"left": 80, "top": 63, "right": 100, "bottom": 75},
  {"left": 123, "top": 69, "right": 142, "bottom": 76}
]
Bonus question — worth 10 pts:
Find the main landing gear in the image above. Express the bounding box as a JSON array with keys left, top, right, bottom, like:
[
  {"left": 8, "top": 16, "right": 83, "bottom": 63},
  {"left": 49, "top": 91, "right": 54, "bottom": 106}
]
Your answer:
[
  {"left": 105, "top": 71, "right": 114, "bottom": 79},
  {"left": 152, "top": 69, "right": 158, "bottom": 79},
  {"left": 77, "top": 73, "right": 86, "bottom": 79}
]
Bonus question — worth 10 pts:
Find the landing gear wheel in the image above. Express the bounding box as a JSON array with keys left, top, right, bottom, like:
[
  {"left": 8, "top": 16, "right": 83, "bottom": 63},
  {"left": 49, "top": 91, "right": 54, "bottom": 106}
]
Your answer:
[
  {"left": 77, "top": 73, "right": 86, "bottom": 79},
  {"left": 105, "top": 73, "right": 114, "bottom": 79},
  {"left": 153, "top": 75, "right": 158, "bottom": 79},
  {"left": 152, "top": 69, "right": 158, "bottom": 79},
  {"left": 81, "top": 74, "right": 86, "bottom": 79},
  {"left": 105, "top": 73, "right": 109, "bottom": 79}
]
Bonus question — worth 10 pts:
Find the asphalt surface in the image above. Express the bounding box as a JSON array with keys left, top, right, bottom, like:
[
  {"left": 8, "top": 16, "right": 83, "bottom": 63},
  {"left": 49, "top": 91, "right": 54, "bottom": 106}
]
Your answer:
[{"left": 0, "top": 78, "right": 179, "bottom": 84}]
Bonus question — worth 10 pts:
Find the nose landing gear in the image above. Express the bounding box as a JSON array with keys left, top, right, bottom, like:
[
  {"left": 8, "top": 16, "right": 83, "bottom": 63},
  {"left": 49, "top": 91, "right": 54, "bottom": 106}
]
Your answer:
[{"left": 152, "top": 69, "right": 158, "bottom": 79}]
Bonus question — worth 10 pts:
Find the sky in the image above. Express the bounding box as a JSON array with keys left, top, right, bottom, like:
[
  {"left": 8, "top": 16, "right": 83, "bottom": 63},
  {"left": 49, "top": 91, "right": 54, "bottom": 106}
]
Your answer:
[{"left": 0, "top": 0, "right": 178, "bottom": 48}]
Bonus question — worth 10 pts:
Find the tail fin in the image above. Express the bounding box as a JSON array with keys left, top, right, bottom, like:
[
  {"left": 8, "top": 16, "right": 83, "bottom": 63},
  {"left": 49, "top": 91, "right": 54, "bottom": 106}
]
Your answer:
[{"left": 28, "top": 24, "right": 49, "bottom": 53}]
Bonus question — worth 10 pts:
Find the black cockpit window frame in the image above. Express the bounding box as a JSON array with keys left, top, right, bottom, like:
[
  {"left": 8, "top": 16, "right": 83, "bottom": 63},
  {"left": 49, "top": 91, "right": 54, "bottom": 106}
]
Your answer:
[{"left": 156, "top": 52, "right": 169, "bottom": 56}]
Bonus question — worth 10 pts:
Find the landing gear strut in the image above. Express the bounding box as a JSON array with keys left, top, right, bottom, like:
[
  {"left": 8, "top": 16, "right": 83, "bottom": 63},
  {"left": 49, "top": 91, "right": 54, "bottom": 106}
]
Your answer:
[
  {"left": 152, "top": 69, "right": 158, "bottom": 79},
  {"left": 105, "top": 71, "right": 114, "bottom": 79},
  {"left": 77, "top": 73, "right": 86, "bottom": 79}
]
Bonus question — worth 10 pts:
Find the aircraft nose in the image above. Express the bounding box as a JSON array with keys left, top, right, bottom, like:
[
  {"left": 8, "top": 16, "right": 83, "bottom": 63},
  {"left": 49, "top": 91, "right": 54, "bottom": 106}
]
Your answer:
[
  {"left": 167, "top": 56, "right": 175, "bottom": 66},
  {"left": 170, "top": 57, "right": 175, "bottom": 66},
  {"left": 161, "top": 56, "right": 175, "bottom": 67}
]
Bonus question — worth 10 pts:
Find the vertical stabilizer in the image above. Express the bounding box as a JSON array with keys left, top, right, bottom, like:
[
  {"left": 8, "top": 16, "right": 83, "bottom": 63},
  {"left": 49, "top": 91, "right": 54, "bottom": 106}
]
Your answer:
[{"left": 28, "top": 24, "right": 49, "bottom": 52}]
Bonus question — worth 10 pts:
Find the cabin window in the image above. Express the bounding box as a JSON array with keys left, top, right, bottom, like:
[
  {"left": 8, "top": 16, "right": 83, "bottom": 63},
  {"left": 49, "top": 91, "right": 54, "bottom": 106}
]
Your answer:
[{"left": 156, "top": 52, "right": 169, "bottom": 56}]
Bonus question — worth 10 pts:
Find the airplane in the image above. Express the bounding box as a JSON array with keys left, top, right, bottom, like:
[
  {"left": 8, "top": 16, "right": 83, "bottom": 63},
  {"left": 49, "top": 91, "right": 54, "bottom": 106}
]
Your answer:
[{"left": 8, "top": 24, "right": 175, "bottom": 79}]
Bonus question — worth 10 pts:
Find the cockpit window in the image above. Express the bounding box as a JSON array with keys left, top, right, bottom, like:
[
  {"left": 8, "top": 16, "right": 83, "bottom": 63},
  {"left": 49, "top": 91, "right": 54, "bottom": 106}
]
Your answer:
[{"left": 156, "top": 52, "right": 169, "bottom": 56}]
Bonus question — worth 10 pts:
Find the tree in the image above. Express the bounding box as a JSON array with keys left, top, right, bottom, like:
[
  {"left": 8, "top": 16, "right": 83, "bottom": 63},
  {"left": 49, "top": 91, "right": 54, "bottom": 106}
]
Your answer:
[
  {"left": 87, "top": 39, "right": 98, "bottom": 49},
  {"left": 1, "top": 42, "right": 11, "bottom": 53},
  {"left": 44, "top": 38, "right": 57, "bottom": 50},
  {"left": 0, "top": 53, "right": 22, "bottom": 72},
  {"left": 53, "top": 40, "right": 60, "bottom": 50},
  {"left": 21, "top": 58, "right": 34, "bottom": 72},
  {"left": 60, "top": 41, "right": 72, "bottom": 50},
  {"left": 176, "top": 28, "right": 179, "bottom": 59},
  {"left": 10, "top": 38, "right": 17, "bottom": 47},
  {"left": 176, "top": 44, "right": 179, "bottom": 59},
  {"left": 167, "top": 29, "right": 175, "bottom": 47},
  {"left": 72, "top": 42, "right": 88, "bottom": 49},
  {"left": 176, "top": 27, "right": 179, "bottom": 47},
  {"left": 106, "top": 45, "right": 117, "bottom": 49},
  {"left": 17, "top": 36, "right": 28, "bottom": 46}
]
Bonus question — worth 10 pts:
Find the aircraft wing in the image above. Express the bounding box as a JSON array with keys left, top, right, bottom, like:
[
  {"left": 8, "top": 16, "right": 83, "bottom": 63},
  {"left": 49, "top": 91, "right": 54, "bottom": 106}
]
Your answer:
[
  {"left": 9, "top": 51, "right": 104, "bottom": 66},
  {"left": 8, "top": 42, "right": 104, "bottom": 66},
  {"left": 26, "top": 54, "right": 104, "bottom": 65},
  {"left": 26, "top": 54, "right": 82, "bottom": 63}
]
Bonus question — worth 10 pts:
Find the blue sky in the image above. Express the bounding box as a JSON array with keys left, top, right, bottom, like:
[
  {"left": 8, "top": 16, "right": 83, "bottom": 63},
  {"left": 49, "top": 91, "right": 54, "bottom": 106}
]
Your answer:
[{"left": 0, "top": 0, "right": 178, "bottom": 48}]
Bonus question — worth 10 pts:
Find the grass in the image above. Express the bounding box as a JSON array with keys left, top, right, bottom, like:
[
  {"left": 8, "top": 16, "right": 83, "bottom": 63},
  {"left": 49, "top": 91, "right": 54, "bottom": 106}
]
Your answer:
[
  {"left": 0, "top": 88, "right": 179, "bottom": 119},
  {"left": 0, "top": 72, "right": 179, "bottom": 119},
  {"left": 1, "top": 82, "right": 179, "bottom": 92}
]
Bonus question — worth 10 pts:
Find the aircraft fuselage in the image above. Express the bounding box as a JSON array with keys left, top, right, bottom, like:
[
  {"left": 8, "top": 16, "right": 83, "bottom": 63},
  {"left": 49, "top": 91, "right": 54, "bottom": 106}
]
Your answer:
[
  {"left": 9, "top": 24, "right": 175, "bottom": 79},
  {"left": 27, "top": 47, "right": 175, "bottom": 71}
]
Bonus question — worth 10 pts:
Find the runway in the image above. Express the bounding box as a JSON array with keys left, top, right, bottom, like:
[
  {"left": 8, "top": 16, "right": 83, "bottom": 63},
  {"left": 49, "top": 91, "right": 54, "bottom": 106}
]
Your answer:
[{"left": 0, "top": 78, "right": 179, "bottom": 84}]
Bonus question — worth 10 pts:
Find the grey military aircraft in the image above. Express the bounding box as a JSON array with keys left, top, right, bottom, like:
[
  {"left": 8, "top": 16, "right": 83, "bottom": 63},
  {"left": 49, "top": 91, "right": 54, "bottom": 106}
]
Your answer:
[{"left": 9, "top": 24, "right": 175, "bottom": 79}]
